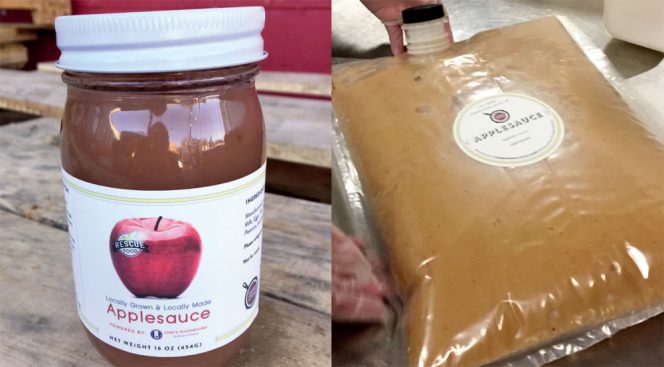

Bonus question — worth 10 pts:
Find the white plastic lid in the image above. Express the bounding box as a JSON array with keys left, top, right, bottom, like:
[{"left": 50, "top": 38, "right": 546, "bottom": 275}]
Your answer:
[{"left": 55, "top": 7, "right": 267, "bottom": 73}]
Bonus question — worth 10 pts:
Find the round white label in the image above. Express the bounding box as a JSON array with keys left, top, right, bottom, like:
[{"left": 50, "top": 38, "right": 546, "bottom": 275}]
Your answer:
[{"left": 453, "top": 94, "right": 565, "bottom": 167}]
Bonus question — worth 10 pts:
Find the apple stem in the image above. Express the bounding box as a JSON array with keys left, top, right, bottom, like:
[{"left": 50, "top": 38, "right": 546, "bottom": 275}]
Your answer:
[{"left": 154, "top": 216, "right": 163, "bottom": 231}]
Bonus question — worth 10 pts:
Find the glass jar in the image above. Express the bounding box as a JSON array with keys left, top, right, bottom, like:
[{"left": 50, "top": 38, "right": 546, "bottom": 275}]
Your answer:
[
  {"left": 56, "top": 8, "right": 267, "bottom": 366},
  {"left": 60, "top": 65, "right": 265, "bottom": 190}
]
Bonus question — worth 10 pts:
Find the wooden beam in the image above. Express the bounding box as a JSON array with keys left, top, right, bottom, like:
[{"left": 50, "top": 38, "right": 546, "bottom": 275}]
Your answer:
[
  {"left": 0, "top": 0, "right": 41, "bottom": 9},
  {"left": 0, "top": 22, "right": 54, "bottom": 30},
  {"left": 0, "top": 27, "right": 37, "bottom": 43},
  {"left": 266, "top": 159, "right": 331, "bottom": 203},
  {"left": 0, "top": 69, "right": 331, "bottom": 169},
  {"left": 257, "top": 71, "right": 331, "bottom": 97},
  {"left": 0, "top": 0, "right": 71, "bottom": 25},
  {"left": 0, "top": 43, "right": 28, "bottom": 66},
  {"left": 36, "top": 63, "right": 331, "bottom": 98}
]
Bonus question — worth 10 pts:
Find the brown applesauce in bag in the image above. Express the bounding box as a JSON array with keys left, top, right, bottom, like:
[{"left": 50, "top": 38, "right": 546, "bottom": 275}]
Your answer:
[
  {"left": 56, "top": 8, "right": 267, "bottom": 366},
  {"left": 333, "top": 17, "right": 664, "bottom": 366}
]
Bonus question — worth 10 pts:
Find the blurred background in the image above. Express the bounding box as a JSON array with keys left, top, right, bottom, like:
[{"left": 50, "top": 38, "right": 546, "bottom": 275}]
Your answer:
[
  {"left": 0, "top": 0, "right": 330, "bottom": 73},
  {"left": 0, "top": 0, "right": 332, "bottom": 203},
  {"left": 332, "top": 0, "right": 662, "bottom": 77}
]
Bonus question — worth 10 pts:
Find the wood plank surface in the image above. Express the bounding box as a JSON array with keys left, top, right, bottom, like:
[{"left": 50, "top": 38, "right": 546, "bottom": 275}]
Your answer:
[
  {"left": 36, "top": 63, "right": 332, "bottom": 98},
  {"left": 35, "top": 61, "right": 63, "bottom": 73},
  {"left": 262, "top": 93, "right": 331, "bottom": 168},
  {"left": 0, "top": 0, "right": 71, "bottom": 25},
  {"left": 0, "top": 118, "right": 331, "bottom": 315},
  {"left": 0, "top": 209, "right": 330, "bottom": 367},
  {"left": 0, "top": 27, "right": 37, "bottom": 43},
  {"left": 0, "top": 0, "right": 41, "bottom": 9},
  {"left": 0, "top": 69, "right": 64, "bottom": 117},
  {"left": 0, "top": 69, "right": 331, "bottom": 168},
  {"left": 257, "top": 71, "right": 331, "bottom": 97},
  {"left": 0, "top": 43, "right": 28, "bottom": 66},
  {"left": 267, "top": 160, "right": 331, "bottom": 203},
  {"left": 0, "top": 22, "right": 54, "bottom": 30}
]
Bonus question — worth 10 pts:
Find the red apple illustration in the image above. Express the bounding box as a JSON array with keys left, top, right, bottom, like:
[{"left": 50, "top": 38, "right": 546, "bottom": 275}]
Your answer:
[{"left": 110, "top": 216, "right": 202, "bottom": 298}]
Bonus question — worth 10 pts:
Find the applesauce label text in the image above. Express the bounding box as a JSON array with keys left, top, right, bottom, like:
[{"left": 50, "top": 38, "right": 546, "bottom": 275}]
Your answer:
[
  {"left": 62, "top": 164, "right": 266, "bottom": 357},
  {"left": 453, "top": 94, "right": 565, "bottom": 167}
]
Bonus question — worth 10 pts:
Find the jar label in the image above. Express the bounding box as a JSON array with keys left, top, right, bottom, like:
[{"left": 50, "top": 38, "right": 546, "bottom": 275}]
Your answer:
[
  {"left": 62, "top": 164, "right": 266, "bottom": 357},
  {"left": 453, "top": 94, "right": 565, "bottom": 167}
]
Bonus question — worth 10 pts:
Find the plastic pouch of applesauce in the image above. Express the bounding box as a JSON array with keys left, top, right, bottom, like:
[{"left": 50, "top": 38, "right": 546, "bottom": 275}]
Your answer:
[{"left": 332, "top": 16, "right": 664, "bottom": 367}]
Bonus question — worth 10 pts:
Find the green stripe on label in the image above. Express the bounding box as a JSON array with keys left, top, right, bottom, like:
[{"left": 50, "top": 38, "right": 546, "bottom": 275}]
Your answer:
[
  {"left": 80, "top": 312, "right": 99, "bottom": 333},
  {"left": 215, "top": 308, "right": 258, "bottom": 343},
  {"left": 63, "top": 172, "right": 265, "bottom": 204}
]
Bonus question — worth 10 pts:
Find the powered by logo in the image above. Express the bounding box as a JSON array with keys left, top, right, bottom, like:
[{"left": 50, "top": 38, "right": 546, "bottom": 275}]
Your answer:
[{"left": 485, "top": 110, "right": 510, "bottom": 123}]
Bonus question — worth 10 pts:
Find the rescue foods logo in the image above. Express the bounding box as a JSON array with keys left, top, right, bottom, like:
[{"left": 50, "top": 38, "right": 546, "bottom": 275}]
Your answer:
[
  {"left": 242, "top": 277, "right": 259, "bottom": 309},
  {"left": 485, "top": 109, "right": 510, "bottom": 123},
  {"left": 113, "top": 232, "right": 148, "bottom": 257},
  {"left": 110, "top": 216, "right": 202, "bottom": 298}
]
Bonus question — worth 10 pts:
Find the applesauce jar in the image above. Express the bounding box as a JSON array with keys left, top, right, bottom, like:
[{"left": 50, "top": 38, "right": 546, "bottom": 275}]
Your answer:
[{"left": 55, "top": 8, "right": 267, "bottom": 367}]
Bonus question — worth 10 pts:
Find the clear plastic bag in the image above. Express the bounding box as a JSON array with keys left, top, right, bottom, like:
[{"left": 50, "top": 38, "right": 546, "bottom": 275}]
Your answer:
[{"left": 332, "top": 17, "right": 664, "bottom": 367}]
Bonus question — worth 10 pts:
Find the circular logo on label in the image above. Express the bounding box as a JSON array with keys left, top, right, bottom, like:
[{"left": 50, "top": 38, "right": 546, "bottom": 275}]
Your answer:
[
  {"left": 150, "top": 329, "right": 163, "bottom": 340},
  {"left": 242, "top": 277, "right": 259, "bottom": 309},
  {"left": 453, "top": 94, "right": 565, "bottom": 167},
  {"left": 113, "top": 232, "right": 148, "bottom": 258},
  {"left": 487, "top": 109, "right": 510, "bottom": 123}
]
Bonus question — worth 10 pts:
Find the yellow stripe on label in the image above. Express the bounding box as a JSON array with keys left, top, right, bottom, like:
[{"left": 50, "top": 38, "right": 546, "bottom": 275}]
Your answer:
[
  {"left": 215, "top": 308, "right": 258, "bottom": 343},
  {"left": 80, "top": 312, "right": 99, "bottom": 333},
  {"left": 63, "top": 172, "right": 265, "bottom": 204}
]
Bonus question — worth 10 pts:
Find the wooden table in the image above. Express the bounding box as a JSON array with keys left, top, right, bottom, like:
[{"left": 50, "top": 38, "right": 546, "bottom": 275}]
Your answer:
[{"left": 0, "top": 118, "right": 331, "bottom": 366}]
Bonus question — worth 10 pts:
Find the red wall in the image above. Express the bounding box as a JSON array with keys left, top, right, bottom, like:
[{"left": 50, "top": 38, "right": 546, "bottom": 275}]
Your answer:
[{"left": 1, "top": 0, "right": 331, "bottom": 73}]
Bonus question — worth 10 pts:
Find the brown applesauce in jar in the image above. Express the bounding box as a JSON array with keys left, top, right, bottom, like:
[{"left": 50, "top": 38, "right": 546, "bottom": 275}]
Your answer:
[
  {"left": 56, "top": 7, "right": 268, "bottom": 367},
  {"left": 60, "top": 65, "right": 265, "bottom": 190},
  {"left": 60, "top": 65, "right": 264, "bottom": 366}
]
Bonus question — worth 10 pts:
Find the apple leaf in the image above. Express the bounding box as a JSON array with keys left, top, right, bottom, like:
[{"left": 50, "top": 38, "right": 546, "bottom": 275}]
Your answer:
[{"left": 117, "top": 233, "right": 137, "bottom": 241}]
